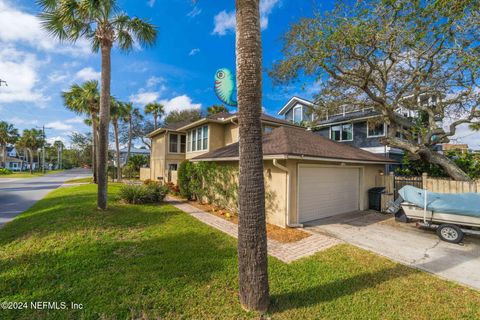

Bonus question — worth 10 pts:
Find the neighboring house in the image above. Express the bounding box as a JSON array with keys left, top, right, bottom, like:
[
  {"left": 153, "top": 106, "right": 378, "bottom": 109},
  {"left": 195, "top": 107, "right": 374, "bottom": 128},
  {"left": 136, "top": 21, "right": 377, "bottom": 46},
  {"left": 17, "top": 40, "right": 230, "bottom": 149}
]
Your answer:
[
  {"left": 4, "top": 156, "right": 24, "bottom": 171},
  {"left": 6, "top": 146, "right": 17, "bottom": 158},
  {"left": 145, "top": 113, "right": 298, "bottom": 182},
  {"left": 441, "top": 143, "right": 469, "bottom": 153},
  {"left": 117, "top": 147, "right": 150, "bottom": 166},
  {"left": 278, "top": 97, "right": 405, "bottom": 167},
  {"left": 191, "top": 126, "right": 395, "bottom": 227}
]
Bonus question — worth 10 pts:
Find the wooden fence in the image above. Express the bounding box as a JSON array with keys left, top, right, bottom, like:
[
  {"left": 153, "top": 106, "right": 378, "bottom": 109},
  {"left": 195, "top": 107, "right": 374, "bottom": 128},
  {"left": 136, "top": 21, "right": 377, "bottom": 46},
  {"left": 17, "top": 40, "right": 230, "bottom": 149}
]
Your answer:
[{"left": 381, "top": 172, "right": 480, "bottom": 196}]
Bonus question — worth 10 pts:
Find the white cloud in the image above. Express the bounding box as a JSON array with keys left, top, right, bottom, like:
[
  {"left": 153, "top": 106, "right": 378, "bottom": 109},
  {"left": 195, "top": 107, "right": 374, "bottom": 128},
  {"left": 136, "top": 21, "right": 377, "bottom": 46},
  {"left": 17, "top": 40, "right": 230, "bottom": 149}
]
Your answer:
[
  {"left": 147, "top": 0, "right": 155, "bottom": 7},
  {"left": 0, "top": 0, "right": 90, "bottom": 56},
  {"left": 146, "top": 76, "right": 165, "bottom": 88},
  {"left": 129, "top": 91, "right": 160, "bottom": 105},
  {"left": 0, "top": 47, "right": 48, "bottom": 103},
  {"left": 47, "top": 136, "right": 70, "bottom": 148},
  {"left": 159, "top": 95, "right": 201, "bottom": 114},
  {"left": 75, "top": 67, "right": 101, "bottom": 82},
  {"left": 46, "top": 121, "right": 74, "bottom": 132},
  {"left": 8, "top": 116, "right": 39, "bottom": 127},
  {"left": 187, "top": 6, "right": 202, "bottom": 18},
  {"left": 48, "top": 71, "right": 69, "bottom": 83},
  {"left": 189, "top": 48, "right": 200, "bottom": 56},
  {"left": 65, "top": 116, "right": 85, "bottom": 124},
  {"left": 212, "top": 0, "right": 280, "bottom": 35}
]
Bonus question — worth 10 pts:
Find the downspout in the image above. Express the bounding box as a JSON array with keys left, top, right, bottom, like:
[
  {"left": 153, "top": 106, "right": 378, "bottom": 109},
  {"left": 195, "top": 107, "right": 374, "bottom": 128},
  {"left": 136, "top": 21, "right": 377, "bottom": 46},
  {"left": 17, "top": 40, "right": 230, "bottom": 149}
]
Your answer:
[{"left": 272, "top": 159, "right": 303, "bottom": 228}]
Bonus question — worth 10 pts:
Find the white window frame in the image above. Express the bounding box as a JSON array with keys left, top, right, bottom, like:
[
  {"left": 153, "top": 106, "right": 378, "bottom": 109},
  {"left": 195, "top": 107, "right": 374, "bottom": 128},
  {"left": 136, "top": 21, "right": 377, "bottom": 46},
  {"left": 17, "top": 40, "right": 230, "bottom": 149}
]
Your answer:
[
  {"left": 168, "top": 133, "right": 186, "bottom": 154},
  {"left": 187, "top": 125, "right": 209, "bottom": 152},
  {"left": 292, "top": 105, "right": 303, "bottom": 124},
  {"left": 330, "top": 123, "right": 354, "bottom": 142},
  {"left": 367, "top": 122, "right": 386, "bottom": 138},
  {"left": 167, "top": 163, "right": 178, "bottom": 171}
]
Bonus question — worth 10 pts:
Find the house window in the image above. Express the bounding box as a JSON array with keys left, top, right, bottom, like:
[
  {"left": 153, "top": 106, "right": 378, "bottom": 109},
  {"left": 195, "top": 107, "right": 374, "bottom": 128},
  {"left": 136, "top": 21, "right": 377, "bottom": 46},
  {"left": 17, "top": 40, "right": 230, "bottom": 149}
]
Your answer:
[
  {"left": 168, "top": 163, "right": 178, "bottom": 171},
  {"left": 293, "top": 105, "right": 303, "bottom": 123},
  {"left": 367, "top": 122, "right": 385, "bottom": 137},
  {"left": 188, "top": 125, "right": 208, "bottom": 152},
  {"left": 331, "top": 123, "right": 353, "bottom": 141},
  {"left": 169, "top": 133, "right": 186, "bottom": 153}
]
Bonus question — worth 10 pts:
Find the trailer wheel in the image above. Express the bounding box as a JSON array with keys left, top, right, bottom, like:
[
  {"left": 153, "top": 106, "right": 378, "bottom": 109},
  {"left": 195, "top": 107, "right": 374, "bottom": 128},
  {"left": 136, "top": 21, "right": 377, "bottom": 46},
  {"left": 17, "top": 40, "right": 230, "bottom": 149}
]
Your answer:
[{"left": 436, "top": 224, "right": 464, "bottom": 244}]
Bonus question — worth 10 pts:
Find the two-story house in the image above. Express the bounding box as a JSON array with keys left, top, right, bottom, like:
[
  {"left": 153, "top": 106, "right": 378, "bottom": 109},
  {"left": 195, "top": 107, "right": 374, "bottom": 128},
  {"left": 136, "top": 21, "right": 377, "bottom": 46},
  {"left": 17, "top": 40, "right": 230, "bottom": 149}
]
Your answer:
[
  {"left": 278, "top": 97, "right": 407, "bottom": 168},
  {"left": 145, "top": 112, "right": 396, "bottom": 228},
  {"left": 145, "top": 112, "right": 297, "bottom": 182}
]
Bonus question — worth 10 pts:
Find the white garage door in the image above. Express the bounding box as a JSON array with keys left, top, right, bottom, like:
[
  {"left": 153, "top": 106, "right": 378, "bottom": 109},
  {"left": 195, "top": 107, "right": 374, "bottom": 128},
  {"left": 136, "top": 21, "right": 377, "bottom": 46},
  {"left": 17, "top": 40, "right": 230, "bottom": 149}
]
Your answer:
[{"left": 298, "top": 166, "right": 360, "bottom": 223}]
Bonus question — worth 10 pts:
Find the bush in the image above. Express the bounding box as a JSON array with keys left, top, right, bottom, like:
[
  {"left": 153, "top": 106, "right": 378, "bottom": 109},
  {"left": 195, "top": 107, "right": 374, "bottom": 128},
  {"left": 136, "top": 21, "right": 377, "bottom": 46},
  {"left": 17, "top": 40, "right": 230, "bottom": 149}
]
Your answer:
[
  {"left": 118, "top": 183, "right": 169, "bottom": 204},
  {"left": 0, "top": 168, "right": 12, "bottom": 175},
  {"left": 178, "top": 160, "right": 193, "bottom": 199}
]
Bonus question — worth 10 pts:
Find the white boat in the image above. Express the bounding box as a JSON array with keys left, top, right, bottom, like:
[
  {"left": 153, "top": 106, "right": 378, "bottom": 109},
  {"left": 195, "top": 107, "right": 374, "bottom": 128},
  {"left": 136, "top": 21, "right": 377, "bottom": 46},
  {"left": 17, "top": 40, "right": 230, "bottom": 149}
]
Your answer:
[{"left": 398, "top": 186, "right": 480, "bottom": 243}]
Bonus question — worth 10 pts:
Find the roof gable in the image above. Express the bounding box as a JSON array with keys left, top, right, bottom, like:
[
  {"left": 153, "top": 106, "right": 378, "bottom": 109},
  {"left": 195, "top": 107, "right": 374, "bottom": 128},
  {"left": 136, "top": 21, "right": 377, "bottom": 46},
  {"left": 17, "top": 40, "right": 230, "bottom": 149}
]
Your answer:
[{"left": 277, "top": 96, "right": 316, "bottom": 116}]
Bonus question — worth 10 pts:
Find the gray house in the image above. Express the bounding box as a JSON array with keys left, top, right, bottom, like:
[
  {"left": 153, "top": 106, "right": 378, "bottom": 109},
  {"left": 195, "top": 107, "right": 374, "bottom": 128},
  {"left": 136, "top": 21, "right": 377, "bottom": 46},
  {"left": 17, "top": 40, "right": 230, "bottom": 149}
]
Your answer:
[{"left": 278, "top": 97, "right": 404, "bottom": 171}]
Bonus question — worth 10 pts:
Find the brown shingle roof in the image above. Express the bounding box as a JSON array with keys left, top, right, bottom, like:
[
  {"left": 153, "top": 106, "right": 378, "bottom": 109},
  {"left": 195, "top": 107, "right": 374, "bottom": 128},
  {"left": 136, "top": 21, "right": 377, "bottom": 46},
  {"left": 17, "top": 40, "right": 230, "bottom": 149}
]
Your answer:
[{"left": 192, "top": 126, "right": 397, "bottom": 163}]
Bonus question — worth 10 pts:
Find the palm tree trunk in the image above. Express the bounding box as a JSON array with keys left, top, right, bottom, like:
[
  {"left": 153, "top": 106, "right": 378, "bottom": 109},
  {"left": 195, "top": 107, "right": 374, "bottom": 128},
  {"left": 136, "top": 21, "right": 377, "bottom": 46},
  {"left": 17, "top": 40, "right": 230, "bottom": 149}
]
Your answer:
[
  {"left": 114, "top": 121, "right": 122, "bottom": 182},
  {"left": 127, "top": 119, "right": 132, "bottom": 164},
  {"left": 235, "top": 0, "right": 269, "bottom": 313},
  {"left": 97, "top": 44, "right": 112, "bottom": 210},
  {"left": 92, "top": 114, "right": 98, "bottom": 184},
  {"left": 154, "top": 112, "right": 158, "bottom": 129},
  {"left": 28, "top": 149, "right": 33, "bottom": 174}
]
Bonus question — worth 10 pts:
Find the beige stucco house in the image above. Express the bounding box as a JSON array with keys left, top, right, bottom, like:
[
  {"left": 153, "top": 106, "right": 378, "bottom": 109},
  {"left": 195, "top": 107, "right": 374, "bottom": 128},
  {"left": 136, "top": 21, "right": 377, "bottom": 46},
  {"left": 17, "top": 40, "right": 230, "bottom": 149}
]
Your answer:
[{"left": 144, "top": 113, "right": 395, "bottom": 228}]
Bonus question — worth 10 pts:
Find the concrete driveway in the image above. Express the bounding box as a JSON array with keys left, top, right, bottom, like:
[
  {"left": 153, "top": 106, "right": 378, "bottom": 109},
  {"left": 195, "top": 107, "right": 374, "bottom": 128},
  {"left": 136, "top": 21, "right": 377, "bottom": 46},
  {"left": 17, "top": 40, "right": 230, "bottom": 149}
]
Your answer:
[
  {"left": 305, "top": 211, "right": 480, "bottom": 291},
  {"left": 0, "top": 168, "right": 92, "bottom": 226}
]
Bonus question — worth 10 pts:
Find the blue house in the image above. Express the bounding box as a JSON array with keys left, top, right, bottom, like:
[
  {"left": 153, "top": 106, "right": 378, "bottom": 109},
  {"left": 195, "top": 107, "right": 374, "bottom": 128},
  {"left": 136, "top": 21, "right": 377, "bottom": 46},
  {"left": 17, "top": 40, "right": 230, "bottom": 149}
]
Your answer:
[{"left": 278, "top": 97, "right": 405, "bottom": 170}]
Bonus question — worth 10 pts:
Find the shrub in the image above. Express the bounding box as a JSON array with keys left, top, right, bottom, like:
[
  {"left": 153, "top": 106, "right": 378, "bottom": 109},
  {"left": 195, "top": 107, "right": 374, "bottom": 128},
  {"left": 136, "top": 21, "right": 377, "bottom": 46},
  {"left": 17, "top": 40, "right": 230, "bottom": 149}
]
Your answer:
[
  {"left": 178, "top": 160, "right": 193, "bottom": 199},
  {"left": 0, "top": 168, "right": 12, "bottom": 175},
  {"left": 118, "top": 183, "right": 169, "bottom": 204}
]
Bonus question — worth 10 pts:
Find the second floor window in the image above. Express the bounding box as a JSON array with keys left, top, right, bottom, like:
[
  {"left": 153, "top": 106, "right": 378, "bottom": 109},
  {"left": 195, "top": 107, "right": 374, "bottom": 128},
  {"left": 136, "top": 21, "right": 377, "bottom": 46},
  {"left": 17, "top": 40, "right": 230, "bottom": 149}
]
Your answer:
[
  {"left": 293, "top": 105, "right": 303, "bottom": 123},
  {"left": 367, "top": 122, "right": 385, "bottom": 137},
  {"left": 169, "top": 133, "right": 186, "bottom": 153},
  {"left": 187, "top": 125, "right": 209, "bottom": 152},
  {"left": 331, "top": 123, "right": 353, "bottom": 141}
]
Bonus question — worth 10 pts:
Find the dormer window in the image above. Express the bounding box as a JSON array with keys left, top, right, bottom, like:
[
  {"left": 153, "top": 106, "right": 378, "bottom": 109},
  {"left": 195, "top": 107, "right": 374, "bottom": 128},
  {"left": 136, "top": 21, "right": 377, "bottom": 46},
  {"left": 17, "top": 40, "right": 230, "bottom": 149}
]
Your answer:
[{"left": 293, "top": 105, "right": 303, "bottom": 123}]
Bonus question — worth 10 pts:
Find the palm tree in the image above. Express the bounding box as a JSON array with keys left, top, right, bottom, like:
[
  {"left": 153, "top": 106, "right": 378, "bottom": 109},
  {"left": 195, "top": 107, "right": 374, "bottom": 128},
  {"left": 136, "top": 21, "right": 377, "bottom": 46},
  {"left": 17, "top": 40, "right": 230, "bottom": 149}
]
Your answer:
[
  {"left": 207, "top": 104, "right": 229, "bottom": 116},
  {"left": 110, "top": 98, "right": 127, "bottom": 182},
  {"left": 62, "top": 81, "right": 99, "bottom": 183},
  {"left": 236, "top": 0, "right": 269, "bottom": 312},
  {"left": 53, "top": 140, "right": 64, "bottom": 169},
  {"left": 0, "top": 121, "right": 19, "bottom": 168},
  {"left": 120, "top": 102, "right": 139, "bottom": 164},
  {"left": 16, "top": 129, "right": 44, "bottom": 174},
  {"left": 39, "top": 0, "right": 157, "bottom": 209},
  {"left": 144, "top": 102, "right": 165, "bottom": 129}
]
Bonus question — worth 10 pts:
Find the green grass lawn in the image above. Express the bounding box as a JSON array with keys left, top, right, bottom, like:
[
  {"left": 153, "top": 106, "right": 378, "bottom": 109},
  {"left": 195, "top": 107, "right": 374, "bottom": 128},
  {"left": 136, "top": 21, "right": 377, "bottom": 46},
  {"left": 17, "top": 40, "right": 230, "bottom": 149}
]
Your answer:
[
  {"left": 0, "top": 184, "right": 479, "bottom": 319},
  {"left": 0, "top": 170, "right": 64, "bottom": 179},
  {"left": 63, "top": 177, "right": 93, "bottom": 184}
]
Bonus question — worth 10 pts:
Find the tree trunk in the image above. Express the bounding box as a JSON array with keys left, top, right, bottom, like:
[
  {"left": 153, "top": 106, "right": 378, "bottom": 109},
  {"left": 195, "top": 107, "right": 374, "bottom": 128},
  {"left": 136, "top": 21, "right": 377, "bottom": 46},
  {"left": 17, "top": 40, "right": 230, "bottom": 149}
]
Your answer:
[
  {"left": 92, "top": 114, "right": 98, "bottom": 184},
  {"left": 28, "top": 149, "right": 33, "bottom": 174},
  {"left": 153, "top": 112, "right": 158, "bottom": 129},
  {"left": 127, "top": 119, "right": 132, "bottom": 164},
  {"left": 235, "top": 0, "right": 269, "bottom": 313},
  {"left": 98, "top": 44, "right": 112, "bottom": 210},
  {"left": 421, "top": 149, "right": 471, "bottom": 181},
  {"left": 1, "top": 144, "right": 6, "bottom": 168},
  {"left": 114, "top": 121, "right": 122, "bottom": 182}
]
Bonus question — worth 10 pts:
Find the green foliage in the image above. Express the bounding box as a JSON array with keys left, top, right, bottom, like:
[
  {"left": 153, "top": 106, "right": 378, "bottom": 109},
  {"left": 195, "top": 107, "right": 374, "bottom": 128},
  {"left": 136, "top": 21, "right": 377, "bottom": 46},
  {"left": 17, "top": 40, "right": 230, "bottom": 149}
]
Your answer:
[
  {"left": 164, "top": 109, "right": 203, "bottom": 126},
  {"left": 118, "top": 182, "right": 169, "bottom": 204},
  {"left": 207, "top": 105, "right": 229, "bottom": 116},
  {"left": 396, "top": 151, "right": 480, "bottom": 179},
  {"left": 127, "top": 154, "right": 149, "bottom": 171},
  {"left": 0, "top": 168, "right": 12, "bottom": 175},
  {"left": 177, "top": 161, "right": 239, "bottom": 212}
]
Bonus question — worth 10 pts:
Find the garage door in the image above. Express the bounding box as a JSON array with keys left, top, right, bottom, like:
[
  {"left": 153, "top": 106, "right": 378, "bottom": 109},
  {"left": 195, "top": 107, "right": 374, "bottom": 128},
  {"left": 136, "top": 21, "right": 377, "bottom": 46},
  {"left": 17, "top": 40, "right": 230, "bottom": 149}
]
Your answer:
[{"left": 298, "top": 166, "right": 360, "bottom": 223}]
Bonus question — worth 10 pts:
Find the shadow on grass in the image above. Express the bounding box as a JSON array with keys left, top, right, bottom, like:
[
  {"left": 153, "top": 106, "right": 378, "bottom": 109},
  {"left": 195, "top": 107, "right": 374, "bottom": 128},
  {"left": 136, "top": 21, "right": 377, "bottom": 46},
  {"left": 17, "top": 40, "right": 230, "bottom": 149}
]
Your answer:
[
  {"left": 0, "top": 230, "right": 237, "bottom": 319},
  {"left": 269, "top": 264, "right": 415, "bottom": 313}
]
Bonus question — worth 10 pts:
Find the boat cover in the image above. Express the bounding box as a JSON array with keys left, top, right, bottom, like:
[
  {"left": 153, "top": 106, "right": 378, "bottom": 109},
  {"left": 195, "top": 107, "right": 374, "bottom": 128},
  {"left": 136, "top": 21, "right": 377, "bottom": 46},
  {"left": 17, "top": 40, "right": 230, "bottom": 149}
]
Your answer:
[{"left": 399, "top": 185, "right": 480, "bottom": 217}]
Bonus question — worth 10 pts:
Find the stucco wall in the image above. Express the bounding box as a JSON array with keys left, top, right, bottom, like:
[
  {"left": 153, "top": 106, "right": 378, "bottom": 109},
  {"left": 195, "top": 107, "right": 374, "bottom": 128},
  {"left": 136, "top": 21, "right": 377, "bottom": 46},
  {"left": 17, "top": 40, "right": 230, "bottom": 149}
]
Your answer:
[
  {"left": 150, "top": 131, "right": 186, "bottom": 181},
  {"left": 223, "top": 122, "right": 239, "bottom": 145}
]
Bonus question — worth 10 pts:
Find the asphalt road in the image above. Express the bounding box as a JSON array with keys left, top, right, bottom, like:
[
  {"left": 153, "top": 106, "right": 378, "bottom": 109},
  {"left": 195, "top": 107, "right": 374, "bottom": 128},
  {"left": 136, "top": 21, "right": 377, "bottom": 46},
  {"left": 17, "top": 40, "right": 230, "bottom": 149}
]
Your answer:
[{"left": 0, "top": 168, "right": 92, "bottom": 226}]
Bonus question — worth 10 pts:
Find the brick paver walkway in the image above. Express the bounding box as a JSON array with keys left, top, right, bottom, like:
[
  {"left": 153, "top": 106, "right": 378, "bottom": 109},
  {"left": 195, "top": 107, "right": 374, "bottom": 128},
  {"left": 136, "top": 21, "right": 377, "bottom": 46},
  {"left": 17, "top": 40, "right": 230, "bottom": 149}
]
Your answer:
[{"left": 167, "top": 198, "right": 342, "bottom": 263}]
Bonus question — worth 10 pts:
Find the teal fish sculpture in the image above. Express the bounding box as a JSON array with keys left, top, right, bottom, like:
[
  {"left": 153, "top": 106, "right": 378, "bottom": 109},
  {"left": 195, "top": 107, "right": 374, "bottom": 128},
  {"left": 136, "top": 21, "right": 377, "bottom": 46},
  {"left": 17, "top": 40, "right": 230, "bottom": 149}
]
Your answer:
[{"left": 214, "top": 68, "right": 237, "bottom": 107}]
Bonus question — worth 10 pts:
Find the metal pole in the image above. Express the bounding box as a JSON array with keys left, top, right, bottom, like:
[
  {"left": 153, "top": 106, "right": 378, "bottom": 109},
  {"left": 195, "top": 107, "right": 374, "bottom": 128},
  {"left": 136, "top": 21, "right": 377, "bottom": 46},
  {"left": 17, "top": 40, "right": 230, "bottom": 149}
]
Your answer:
[{"left": 42, "top": 125, "right": 46, "bottom": 174}]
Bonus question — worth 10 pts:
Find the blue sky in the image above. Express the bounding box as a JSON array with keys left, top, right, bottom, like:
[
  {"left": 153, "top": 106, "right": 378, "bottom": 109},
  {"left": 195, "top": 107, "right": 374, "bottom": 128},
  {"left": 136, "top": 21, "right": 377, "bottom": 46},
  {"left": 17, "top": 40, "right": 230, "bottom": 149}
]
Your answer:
[{"left": 0, "top": 0, "right": 478, "bottom": 148}]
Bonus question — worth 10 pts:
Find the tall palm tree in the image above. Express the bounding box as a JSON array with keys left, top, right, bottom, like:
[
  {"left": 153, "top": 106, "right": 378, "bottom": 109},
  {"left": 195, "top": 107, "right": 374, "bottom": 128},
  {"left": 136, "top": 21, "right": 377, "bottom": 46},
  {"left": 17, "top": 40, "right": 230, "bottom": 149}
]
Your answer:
[
  {"left": 0, "top": 121, "right": 19, "bottom": 168},
  {"left": 120, "top": 102, "right": 138, "bottom": 164},
  {"left": 39, "top": 0, "right": 157, "bottom": 209},
  {"left": 62, "top": 81, "right": 99, "bottom": 183},
  {"left": 144, "top": 102, "right": 165, "bottom": 129},
  {"left": 110, "top": 98, "right": 127, "bottom": 181},
  {"left": 236, "top": 0, "right": 269, "bottom": 312}
]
